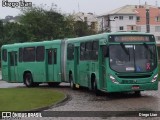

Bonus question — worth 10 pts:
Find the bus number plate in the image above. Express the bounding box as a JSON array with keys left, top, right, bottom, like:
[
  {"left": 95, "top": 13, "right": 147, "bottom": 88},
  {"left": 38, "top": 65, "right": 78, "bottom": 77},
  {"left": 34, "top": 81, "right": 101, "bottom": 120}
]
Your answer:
[{"left": 132, "top": 86, "right": 139, "bottom": 90}]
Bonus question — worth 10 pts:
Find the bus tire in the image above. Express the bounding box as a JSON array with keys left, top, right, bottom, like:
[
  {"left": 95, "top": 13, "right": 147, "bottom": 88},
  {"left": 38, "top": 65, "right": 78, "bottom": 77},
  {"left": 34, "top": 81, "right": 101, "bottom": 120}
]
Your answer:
[
  {"left": 69, "top": 75, "right": 76, "bottom": 90},
  {"left": 48, "top": 82, "right": 60, "bottom": 87},
  {"left": 24, "top": 73, "right": 34, "bottom": 87}
]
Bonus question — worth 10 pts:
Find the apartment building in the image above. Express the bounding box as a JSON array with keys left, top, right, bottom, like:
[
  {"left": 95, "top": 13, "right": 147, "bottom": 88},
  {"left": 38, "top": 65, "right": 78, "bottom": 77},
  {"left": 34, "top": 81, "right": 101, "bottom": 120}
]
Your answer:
[
  {"left": 98, "top": 4, "right": 160, "bottom": 42},
  {"left": 73, "top": 12, "right": 98, "bottom": 32}
]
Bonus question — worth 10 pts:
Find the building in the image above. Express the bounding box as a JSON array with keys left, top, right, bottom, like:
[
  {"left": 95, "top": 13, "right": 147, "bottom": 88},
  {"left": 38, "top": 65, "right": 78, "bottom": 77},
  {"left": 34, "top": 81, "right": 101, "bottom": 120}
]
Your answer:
[
  {"left": 98, "top": 4, "right": 160, "bottom": 42},
  {"left": 1, "top": 15, "right": 20, "bottom": 24},
  {"left": 73, "top": 12, "right": 98, "bottom": 32}
]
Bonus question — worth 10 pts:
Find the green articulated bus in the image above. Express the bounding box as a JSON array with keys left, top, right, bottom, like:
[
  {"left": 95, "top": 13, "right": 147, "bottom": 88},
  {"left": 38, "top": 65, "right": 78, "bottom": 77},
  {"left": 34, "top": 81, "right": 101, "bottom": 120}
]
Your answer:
[{"left": 1, "top": 32, "right": 159, "bottom": 95}]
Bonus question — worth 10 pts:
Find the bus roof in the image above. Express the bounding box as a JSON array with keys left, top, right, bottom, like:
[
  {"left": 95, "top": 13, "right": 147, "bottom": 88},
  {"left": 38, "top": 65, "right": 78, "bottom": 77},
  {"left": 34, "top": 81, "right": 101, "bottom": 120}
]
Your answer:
[
  {"left": 66, "top": 32, "right": 154, "bottom": 43},
  {"left": 1, "top": 32, "right": 154, "bottom": 49},
  {"left": 1, "top": 39, "right": 62, "bottom": 49}
]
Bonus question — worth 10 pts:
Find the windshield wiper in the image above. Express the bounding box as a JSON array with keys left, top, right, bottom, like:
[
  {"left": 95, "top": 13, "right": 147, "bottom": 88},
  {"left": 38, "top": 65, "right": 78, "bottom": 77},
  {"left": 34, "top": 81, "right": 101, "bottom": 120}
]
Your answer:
[{"left": 120, "top": 43, "right": 129, "bottom": 55}]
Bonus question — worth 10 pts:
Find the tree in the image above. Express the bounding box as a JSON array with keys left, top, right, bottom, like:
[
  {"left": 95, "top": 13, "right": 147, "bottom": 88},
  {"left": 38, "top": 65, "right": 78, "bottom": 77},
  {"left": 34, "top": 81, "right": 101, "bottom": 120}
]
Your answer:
[
  {"left": 2, "top": 22, "right": 29, "bottom": 44},
  {"left": 19, "top": 4, "right": 76, "bottom": 41},
  {"left": 0, "top": 20, "right": 3, "bottom": 41},
  {"left": 74, "top": 21, "right": 89, "bottom": 37}
]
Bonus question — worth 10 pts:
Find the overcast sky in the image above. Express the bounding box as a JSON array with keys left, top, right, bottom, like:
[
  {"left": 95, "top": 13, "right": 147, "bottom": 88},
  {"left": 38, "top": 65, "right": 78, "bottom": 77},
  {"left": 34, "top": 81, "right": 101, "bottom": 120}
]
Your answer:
[{"left": 0, "top": 0, "right": 159, "bottom": 19}]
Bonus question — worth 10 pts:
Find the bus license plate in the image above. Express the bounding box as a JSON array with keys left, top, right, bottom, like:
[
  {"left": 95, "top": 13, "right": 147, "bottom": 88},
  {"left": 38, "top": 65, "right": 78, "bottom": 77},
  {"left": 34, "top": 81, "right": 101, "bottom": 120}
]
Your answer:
[{"left": 132, "top": 86, "right": 139, "bottom": 90}]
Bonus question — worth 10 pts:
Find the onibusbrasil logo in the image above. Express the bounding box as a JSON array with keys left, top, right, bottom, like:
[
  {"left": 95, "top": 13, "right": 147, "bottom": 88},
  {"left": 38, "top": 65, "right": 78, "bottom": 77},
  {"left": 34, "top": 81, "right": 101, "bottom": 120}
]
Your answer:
[{"left": 2, "top": 112, "right": 42, "bottom": 119}]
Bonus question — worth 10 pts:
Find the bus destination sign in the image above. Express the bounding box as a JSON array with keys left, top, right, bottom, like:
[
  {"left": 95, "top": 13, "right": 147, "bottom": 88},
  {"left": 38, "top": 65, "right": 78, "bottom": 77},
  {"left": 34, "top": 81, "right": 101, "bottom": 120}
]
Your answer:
[{"left": 109, "top": 35, "right": 154, "bottom": 42}]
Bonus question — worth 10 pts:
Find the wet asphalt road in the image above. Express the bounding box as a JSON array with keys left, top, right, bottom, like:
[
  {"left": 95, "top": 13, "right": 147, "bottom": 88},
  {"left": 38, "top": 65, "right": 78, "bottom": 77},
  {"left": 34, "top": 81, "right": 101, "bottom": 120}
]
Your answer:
[{"left": 0, "top": 78, "right": 160, "bottom": 120}]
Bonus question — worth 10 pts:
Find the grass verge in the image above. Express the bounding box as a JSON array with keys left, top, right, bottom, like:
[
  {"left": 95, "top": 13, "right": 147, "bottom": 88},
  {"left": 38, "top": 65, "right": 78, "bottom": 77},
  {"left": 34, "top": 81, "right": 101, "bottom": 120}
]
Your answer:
[{"left": 0, "top": 88, "right": 65, "bottom": 111}]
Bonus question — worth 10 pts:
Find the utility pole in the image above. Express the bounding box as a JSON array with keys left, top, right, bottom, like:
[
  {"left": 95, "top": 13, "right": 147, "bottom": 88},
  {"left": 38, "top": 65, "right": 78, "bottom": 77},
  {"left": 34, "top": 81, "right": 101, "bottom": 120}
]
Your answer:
[
  {"left": 146, "top": 6, "right": 150, "bottom": 33},
  {"left": 78, "top": 3, "right": 80, "bottom": 12},
  {"left": 101, "top": 18, "right": 104, "bottom": 32}
]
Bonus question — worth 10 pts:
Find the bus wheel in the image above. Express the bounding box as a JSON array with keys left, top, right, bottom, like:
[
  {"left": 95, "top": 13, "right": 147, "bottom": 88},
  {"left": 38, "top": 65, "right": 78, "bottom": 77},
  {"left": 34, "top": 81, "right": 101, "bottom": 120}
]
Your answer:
[
  {"left": 134, "top": 91, "right": 141, "bottom": 96},
  {"left": 24, "top": 73, "right": 34, "bottom": 87},
  {"left": 48, "top": 82, "right": 60, "bottom": 87},
  {"left": 69, "top": 75, "right": 76, "bottom": 90}
]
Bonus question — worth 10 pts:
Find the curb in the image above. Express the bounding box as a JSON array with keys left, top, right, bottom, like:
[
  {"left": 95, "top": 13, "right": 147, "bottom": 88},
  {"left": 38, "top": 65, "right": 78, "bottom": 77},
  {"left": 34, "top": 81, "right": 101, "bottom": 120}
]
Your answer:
[{"left": 27, "top": 93, "right": 70, "bottom": 112}]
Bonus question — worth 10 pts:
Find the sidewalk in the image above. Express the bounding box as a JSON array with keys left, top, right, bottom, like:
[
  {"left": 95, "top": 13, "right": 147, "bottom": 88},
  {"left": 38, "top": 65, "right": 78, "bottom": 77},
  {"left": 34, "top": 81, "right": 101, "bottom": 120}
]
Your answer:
[{"left": 0, "top": 80, "right": 24, "bottom": 88}]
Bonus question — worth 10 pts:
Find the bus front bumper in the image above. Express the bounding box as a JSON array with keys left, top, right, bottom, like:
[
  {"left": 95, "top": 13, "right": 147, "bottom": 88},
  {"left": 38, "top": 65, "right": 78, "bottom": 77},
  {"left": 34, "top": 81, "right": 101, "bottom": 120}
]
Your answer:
[{"left": 107, "top": 81, "right": 158, "bottom": 93}]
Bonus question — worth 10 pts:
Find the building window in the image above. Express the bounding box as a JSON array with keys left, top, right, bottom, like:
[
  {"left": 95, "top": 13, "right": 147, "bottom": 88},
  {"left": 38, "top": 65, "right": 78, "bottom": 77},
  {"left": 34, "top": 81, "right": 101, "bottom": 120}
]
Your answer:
[
  {"left": 155, "top": 26, "right": 160, "bottom": 32},
  {"left": 119, "top": 26, "right": 124, "bottom": 30},
  {"left": 119, "top": 16, "right": 123, "bottom": 20},
  {"left": 129, "top": 16, "right": 133, "bottom": 20},
  {"left": 155, "top": 16, "right": 160, "bottom": 22},
  {"left": 131, "top": 26, "right": 134, "bottom": 30},
  {"left": 127, "top": 25, "right": 136, "bottom": 31},
  {"left": 136, "top": 16, "right": 140, "bottom": 22},
  {"left": 136, "top": 26, "right": 141, "bottom": 32},
  {"left": 91, "top": 22, "right": 96, "bottom": 29},
  {"left": 84, "top": 17, "right": 87, "bottom": 21},
  {"left": 156, "top": 36, "right": 160, "bottom": 41}
]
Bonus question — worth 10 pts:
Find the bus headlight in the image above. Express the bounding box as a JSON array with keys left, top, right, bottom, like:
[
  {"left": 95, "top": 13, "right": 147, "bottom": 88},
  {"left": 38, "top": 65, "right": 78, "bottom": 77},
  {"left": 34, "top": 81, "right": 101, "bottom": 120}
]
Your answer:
[
  {"left": 151, "top": 74, "right": 158, "bottom": 83},
  {"left": 110, "top": 75, "right": 119, "bottom": 84}
]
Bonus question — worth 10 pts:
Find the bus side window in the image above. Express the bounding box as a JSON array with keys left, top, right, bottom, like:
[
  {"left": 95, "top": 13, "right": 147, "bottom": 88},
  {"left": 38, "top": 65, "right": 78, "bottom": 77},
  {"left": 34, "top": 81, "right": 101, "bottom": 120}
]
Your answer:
[
  {"left": 53, "top": 49, "right": 57, "bottom": 64},
  {"left": 48, "top": 49, "right": 52, "bottom": 64},
  {"left": 36, "top": 46, "right": 44, "bottom": 62},
  {"left": 67, "top": 44, "right": 74, "bottom": 60},
  {"left": 158, "top": 46, "right": 160, "bottom": 62},
  {"left": 15, "top": 52, "right": 17, "bottom": 66},
  {"left": 10, "top": 52, "right": 14, "bottom": 66},
  {"left": 85, "top": 42, "right": 92, "bottom": 60},
  {"left": 80, "top": 43, "right": 85, "bottom": 60},
  {"left": 92, "top": 41, "right": 99, "bottom": 60},
  {"left": 19, "top": 48, "right": 23, "bottom": 62},
  {"left": 2, "top": 49, "right": 7, "bottom": 62},
  {"left": 23, "top": 47, "right": 35, "bottom": 62}
]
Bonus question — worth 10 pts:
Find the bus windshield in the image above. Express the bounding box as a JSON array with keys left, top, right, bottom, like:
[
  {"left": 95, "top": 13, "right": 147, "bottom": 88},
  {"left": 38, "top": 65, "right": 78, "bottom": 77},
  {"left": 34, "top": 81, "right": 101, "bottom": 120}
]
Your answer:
[{"left": 109, "top": 44, "right": 157, "bottom": 73}]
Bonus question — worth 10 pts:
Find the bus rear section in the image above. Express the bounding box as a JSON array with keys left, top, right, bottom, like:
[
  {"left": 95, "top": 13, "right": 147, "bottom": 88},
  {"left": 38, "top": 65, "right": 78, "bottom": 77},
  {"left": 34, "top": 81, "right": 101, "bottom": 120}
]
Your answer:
[
  {"left": 105, "top": 34, "right": 158, "bottom": 93},
  {"left": 1, "top": 40, "right": 62, "bottom": 87}
]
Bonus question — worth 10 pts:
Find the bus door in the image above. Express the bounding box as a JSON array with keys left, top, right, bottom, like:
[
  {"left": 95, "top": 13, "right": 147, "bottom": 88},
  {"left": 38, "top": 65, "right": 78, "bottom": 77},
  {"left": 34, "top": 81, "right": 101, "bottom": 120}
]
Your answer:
[
  {"left": 74, "top": 47, "right": 79, "bottom": 84},
  {"left": 100, "top": 46, "right": 107, "bottom": 89},
  {"left": 46, "top": 49, "right": 54, "bottom": 82},
  {"left": 8, "top": 51, "right": 18, "bottom": 82},
  {"left": 46, "top": 48, "right": 60, "bottom": 82},
  {"left": 52, "top": 48, "right": 61, "bottom": 82}
]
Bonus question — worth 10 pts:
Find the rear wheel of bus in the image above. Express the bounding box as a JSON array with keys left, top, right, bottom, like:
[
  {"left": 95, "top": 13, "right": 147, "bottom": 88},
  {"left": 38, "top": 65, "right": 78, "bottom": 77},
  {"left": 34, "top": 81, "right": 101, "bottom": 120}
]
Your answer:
[{"left": 24, "top": 73, "right": 34, "bottom": 87}]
